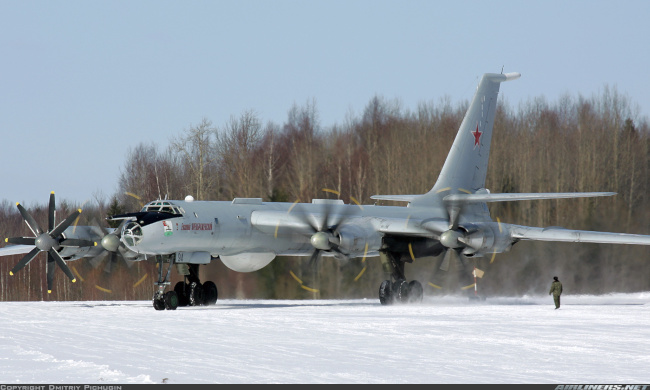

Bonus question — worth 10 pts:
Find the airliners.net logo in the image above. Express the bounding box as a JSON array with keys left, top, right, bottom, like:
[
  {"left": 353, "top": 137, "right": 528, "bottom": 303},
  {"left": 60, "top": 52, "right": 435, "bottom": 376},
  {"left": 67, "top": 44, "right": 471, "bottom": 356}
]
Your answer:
[{"left": 555, "top": 386, "right": 648, "bottom": 390}]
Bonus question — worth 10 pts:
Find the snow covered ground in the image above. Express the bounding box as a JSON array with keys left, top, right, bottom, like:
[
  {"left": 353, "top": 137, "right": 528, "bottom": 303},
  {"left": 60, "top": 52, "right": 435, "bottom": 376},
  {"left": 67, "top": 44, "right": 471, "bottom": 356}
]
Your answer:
[{"left": 1, "top": 293, "right": 649, "bottom": 384}]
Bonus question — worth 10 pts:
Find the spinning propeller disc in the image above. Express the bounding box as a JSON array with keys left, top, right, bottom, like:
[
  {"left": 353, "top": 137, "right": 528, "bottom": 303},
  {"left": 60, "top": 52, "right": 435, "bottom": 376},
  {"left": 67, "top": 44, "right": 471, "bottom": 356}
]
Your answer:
[{"left": 280, "top": 189, "right": 368, "bottom": 296}]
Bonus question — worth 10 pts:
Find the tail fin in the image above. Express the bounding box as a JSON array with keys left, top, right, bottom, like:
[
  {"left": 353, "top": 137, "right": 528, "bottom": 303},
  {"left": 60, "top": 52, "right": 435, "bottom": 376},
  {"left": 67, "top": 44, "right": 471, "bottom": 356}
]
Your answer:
[{"left": 411, "top": 72, "right": 520, "bottom": 205}]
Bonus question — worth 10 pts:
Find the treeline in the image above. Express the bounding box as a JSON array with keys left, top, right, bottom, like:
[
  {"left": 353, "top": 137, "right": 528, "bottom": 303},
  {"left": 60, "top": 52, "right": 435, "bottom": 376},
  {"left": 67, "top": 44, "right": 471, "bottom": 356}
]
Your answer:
[{"left": 1, "top": 86, "right": 649, "bottom": 301}]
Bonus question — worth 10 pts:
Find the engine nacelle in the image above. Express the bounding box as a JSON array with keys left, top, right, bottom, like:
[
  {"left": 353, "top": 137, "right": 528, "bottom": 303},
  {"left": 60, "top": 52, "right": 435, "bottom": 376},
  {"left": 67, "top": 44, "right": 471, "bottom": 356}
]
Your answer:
[
  {"left": 459, "top": 223, "right": 495, "bottom": 256},
  {"left": 458, "top": 222, "right": 514, "bottom": 257},
  {"left": 336, "top": 225, "right": 382, "bottom": 257}
]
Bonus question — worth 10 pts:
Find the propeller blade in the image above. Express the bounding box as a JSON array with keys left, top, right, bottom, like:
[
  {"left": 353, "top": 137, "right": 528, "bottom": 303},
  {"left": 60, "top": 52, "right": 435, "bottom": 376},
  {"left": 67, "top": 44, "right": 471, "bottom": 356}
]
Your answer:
[
  {"left": 459, "top": 254, "right": 474, "bottom": 274},
  {"left": 320, "top": 199, "right": 334, "bottom": 231},
  {"left": 308, "top": 249, "right": 321, "bottom": 268},
  {"left": 5, "top": 237, "right": 36, "bottom": 246},
  {"left": 16, "top": 203, "right": 43, "bottom": 236},
  {"left": 304, "top": 203, "right": 323, "bottom": 233},
  {"left": 117, "top": 246, "right": 136, "bottom": 268},
  {"left": 89, "top": 250, "right": 109, "bottom": 269},
  {"left": 440, "top": 248, "right": 464, "bottom": 272},
  {"left": 50, "top": 209, "right": 81, "bottom": 238},
  {"left": 11, "top": 247, "right": 42, "bottom": 274},
  {"left": 104, "top": 253, "right": 114, "bottom": 273},
  {"left": 60, "top": 239, "right": 96, "bottom": 247},
  {"left": 330, "top": 205, "right": 356, "bottom": 234},
  {"left": 453, "top": 250, "right": 464, "bottom": 271},
  {"left": 90, "top": 218, "right": 109, "bottom": 238},
  {"left": 46, "top": 252, "right": 56, "bottom": 293},
  {"left": 48, "top": 249, "right": 76, "bottom": 282},
  {"left": 439, "top": 248, "right": 471, "bottom": 272},
  {"left": 48, "top": 192, "right": 56, "bottom": 232},
  {"left": 291, "top": 203, "right": 319, "bottom": 234},
  {"left": 448, "top": 205, "right": 460, "bottom": 230},
  {"left": 439, "top": 249, "right": 452, "bottom": 272}
]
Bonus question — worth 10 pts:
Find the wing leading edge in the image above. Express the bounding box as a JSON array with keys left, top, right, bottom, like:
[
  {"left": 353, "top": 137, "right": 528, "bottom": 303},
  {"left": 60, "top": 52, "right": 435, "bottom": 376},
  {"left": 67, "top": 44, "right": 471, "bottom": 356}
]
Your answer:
[
  {"left": 371, "top": 191, "right": 617, "bottom": 205},
  {"left": 0, "top": 244, "right": 36, "bottom": 257}
]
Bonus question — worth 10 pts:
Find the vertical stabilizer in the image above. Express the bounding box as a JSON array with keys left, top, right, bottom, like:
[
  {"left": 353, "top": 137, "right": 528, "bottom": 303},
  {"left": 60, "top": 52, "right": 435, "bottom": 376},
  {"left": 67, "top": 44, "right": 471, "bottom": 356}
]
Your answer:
[{"left": 411, "top": 72, "right": 520, "bottom": 206}]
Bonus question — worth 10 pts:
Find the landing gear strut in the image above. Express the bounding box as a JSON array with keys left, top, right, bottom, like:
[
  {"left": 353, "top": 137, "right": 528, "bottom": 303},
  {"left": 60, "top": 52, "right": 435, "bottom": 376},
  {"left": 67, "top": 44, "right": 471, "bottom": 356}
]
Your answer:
[
  {"left": 172, "top": 263, "right": 218, "bottom": 308},
  {"left": 378, "top": 251, "right": 423, "bottom": 305},
  {"left": 152, "top": 256, "right": 219, "bottom": 310},
  {"left": 153, "top": 254, "right": 178, "bottom": 311}
]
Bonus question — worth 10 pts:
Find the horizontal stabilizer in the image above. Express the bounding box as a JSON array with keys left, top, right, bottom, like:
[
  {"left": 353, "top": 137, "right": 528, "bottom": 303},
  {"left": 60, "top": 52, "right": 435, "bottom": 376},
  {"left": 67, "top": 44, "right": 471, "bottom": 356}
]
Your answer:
[{"left": 494, "top": 72, "right": 521, "bottom": 82}]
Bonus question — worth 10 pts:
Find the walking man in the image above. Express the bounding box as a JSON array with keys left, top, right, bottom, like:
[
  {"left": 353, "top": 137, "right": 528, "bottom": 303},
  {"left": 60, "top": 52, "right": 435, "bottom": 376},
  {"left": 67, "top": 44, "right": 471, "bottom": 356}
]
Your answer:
[{"left": 549, "top": 276, "right": 563, "bottom": 309}]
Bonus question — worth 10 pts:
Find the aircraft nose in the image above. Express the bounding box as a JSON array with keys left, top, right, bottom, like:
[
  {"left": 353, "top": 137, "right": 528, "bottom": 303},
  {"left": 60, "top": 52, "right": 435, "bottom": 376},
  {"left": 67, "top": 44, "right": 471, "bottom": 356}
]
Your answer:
[{"left": 121, "top": 221, "right": 144, "bottom": 248}]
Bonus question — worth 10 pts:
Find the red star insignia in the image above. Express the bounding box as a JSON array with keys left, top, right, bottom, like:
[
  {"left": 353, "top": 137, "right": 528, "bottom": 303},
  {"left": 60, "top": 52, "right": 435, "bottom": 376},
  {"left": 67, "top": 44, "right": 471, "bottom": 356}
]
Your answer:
[{"left": 472, "top": 124, "right": 482, "bottom": 147}]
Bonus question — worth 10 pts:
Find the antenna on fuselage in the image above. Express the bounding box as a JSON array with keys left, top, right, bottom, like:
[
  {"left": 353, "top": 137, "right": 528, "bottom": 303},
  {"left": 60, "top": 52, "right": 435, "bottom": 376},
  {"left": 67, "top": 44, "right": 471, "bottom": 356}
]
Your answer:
[{"left": 154, "top": 164, "right": 162, "bottom": 201}]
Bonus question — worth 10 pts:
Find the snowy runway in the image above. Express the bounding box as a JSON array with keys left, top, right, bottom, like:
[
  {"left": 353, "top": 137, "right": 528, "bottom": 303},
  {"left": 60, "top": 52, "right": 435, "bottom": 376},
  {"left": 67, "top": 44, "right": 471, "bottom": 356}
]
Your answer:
[{"left": 1, "top": 294, "right": 649, "bottom": 384}]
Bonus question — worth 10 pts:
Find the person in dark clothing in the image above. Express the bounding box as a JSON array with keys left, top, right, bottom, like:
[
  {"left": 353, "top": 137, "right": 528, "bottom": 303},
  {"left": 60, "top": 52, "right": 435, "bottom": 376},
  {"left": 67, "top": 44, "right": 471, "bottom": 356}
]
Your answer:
[{"left": 549, "top": 276, "right": 563, "bottom": 309}]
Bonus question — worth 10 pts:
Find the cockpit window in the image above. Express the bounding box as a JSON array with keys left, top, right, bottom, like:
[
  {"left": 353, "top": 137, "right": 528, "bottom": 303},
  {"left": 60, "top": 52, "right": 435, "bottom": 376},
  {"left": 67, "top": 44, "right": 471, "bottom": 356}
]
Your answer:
[
  {"left": 141, "top": 201, "right": 184, "bottom": 215},
  {"left": 122, "top": 221, "right": 143, "bottom": 246}
]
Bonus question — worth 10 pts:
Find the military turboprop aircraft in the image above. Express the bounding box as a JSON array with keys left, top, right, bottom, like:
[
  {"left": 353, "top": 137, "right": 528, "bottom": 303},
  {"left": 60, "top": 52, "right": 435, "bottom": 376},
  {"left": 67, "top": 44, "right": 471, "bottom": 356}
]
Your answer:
[{"left": 4, "top": 71, "right": 650, "bottom": 310}]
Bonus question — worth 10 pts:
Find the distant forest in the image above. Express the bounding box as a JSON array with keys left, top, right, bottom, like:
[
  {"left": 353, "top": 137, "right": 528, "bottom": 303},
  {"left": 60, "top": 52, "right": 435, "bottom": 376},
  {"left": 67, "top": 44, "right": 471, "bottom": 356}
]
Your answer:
[{"left": 2, "top": 86, "right": 649, "bottom": 301}]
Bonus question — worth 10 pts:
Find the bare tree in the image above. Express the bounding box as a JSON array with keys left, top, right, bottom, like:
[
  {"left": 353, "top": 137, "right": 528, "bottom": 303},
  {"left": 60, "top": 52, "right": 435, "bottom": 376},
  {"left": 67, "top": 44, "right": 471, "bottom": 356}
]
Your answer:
[
  {"left": 281, "top": 99, "right": 322, "bottom": 201},
  {"left": 169, "top": 118, "right": 218, "bottom": 200},
  {"left": 217, "top": 110, "right": 264, "bottom": 198}
]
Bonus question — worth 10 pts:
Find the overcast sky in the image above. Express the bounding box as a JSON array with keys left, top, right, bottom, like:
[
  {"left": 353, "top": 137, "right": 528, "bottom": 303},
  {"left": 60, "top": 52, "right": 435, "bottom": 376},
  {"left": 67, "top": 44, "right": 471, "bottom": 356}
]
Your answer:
[{"left": 2, "top": 0, "right": 649, "bottom": 207}]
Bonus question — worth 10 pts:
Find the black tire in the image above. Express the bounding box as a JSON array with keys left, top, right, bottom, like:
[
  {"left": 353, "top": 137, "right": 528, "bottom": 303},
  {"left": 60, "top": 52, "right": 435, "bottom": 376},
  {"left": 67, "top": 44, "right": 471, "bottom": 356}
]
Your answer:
[
  {"left": 153, "top": 298, "right": 165, "bottom": 311},
  {"left": 174, "top": 281, "right": 189, "bottom": 307},
  {"left": 408, "top": 280, "right": 423, "bottom": 303},
  {"left": 203, "top": 281, "right": 218, "bottom": 306},
  {"left": 190, "top": 282, "right": 204, "bottom": 306},
  {"left": 379, "top": 280, "right": 393, "bottom": 305},
  {"left": 393, "top": 280, "right": 409, "bottom": 303},
  {"left": 164, "top": 291, "right": 179, "bottom": 310}
]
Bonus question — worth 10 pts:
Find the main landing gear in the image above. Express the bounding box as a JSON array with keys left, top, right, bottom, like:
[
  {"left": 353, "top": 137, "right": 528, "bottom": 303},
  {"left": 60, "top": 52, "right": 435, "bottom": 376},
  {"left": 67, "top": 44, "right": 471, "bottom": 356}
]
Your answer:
[
  {"left": 152, "top": 255, "right": 219, "bottom": 311},
  {"left": 378, "top": 251, "right": 423, "bottom": 305}
]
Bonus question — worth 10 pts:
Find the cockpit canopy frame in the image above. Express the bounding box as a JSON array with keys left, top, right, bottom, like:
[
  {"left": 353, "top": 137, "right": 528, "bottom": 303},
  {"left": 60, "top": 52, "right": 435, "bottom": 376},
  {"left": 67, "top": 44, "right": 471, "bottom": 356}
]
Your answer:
[{"left": 141, "top": 201, "right": 185, "bottom": 216}]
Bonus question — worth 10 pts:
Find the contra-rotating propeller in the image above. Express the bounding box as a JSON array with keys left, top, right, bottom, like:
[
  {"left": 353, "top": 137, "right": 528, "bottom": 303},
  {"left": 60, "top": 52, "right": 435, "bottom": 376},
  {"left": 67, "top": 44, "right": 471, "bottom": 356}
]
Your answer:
[
  {"left": 422, "top": 194, "right": 484, "bottom": 278},
  {"left": 88, "top": 220, "right": 136, "bottom": 273},
  {"left": 87, "top": 190, "right": 147, "bottom": 274},
  {"left": 279, "top": 191, "right": 362, "bottom": 270},
  {"left": 300, "top": 200, "right": 352, "bottom": 268},
  {"left": 5, "top": 192, "right": 96, "bottom": 293}
]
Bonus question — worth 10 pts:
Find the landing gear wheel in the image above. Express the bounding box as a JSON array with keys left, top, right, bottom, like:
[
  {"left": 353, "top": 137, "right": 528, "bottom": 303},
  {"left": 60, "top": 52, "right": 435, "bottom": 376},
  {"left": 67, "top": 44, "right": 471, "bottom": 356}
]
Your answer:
[
  {"left": 408, "top": 280, "right": 423, "bottom": 303},
  {"left": 164, "top": 291, "right": 179, "bottom": 310},
  {"left": 153, "top": 297, "right": 165, "bottom": 311},
  {"left": 394, "top": 280, "right": 409, "bottom": 303},
  {"left": 203, "top": 281, "right": 218, "bottom": 306},
  {"left": 174, "top": 281, "right": 189, "bottom": 307},
  {"left": 379, "top": 280, "right": 393, "bottom": 305},
  {"left": 189, "top": 282, "right": 204, "bottom": 306}
]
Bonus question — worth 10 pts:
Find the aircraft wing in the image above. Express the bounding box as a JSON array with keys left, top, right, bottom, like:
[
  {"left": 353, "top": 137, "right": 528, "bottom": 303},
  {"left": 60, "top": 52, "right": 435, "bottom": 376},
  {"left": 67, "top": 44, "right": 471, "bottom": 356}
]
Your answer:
[
  {"left": 371, "top": 192, "right": 616, "bottom": 204},
  {"left": 370, "top": 195, "right": 418, "bottom": 203},
  {"left": 0, "top": 244, "right": 35, "bottom": 257},
  {"left": 509, "top": 225, "right": 650, "bottom": 246},
  {"left": 444, "top": 192, "right": 616, "bottom": 203}
]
